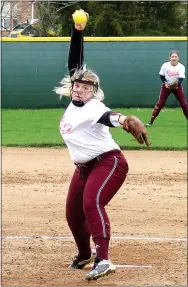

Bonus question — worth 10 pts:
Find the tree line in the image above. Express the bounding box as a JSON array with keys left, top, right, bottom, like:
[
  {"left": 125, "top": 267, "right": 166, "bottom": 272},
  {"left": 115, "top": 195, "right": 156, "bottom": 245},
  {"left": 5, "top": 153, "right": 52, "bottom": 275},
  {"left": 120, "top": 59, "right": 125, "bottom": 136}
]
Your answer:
[{"left": 35, "top": 1, "right": 187, "bottom": 37}]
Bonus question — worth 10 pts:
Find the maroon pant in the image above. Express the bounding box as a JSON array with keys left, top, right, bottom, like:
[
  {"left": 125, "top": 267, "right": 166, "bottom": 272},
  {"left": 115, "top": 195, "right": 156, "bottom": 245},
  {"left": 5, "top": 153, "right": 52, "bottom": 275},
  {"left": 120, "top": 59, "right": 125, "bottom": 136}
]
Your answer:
[
  {"left": 66, "top": 149, "right": 128, "bottom": 259},
  {"left": 155, "top": 83, "right": 188, "bottom": 119}
]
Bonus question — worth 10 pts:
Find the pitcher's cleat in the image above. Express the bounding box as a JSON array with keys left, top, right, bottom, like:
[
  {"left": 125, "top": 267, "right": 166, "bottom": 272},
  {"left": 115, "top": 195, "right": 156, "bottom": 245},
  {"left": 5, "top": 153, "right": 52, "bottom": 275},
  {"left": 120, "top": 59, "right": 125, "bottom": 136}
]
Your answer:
[
  {"left": 85, "top": 258, "right": 116, "bottom": 281},
  {"left": 68, "top": 249, "right": 96, "bottom": 269},
  {"left": 145, "top": 122, "right": 153, "bottom": 127}
]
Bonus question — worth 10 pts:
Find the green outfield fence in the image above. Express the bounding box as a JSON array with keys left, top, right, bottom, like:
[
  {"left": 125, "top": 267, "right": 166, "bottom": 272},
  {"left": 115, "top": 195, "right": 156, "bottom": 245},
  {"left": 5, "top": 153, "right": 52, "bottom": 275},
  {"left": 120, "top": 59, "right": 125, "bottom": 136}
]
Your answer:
[{"left": 2, "top": 36, "right": 187, "bottom": 109}]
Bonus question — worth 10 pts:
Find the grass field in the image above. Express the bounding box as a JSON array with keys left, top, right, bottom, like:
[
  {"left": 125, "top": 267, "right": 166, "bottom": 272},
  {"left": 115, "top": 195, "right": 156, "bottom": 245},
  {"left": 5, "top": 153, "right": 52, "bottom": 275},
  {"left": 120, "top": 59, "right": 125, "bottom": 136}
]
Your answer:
[{"left": 2, "top": 108, "right": 187, "bottom": 150}]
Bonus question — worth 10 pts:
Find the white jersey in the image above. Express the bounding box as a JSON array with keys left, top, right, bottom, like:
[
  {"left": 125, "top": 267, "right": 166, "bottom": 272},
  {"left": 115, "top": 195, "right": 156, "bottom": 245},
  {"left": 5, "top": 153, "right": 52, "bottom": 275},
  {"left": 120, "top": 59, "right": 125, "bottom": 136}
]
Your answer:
[
  {"left": 159, "top": 61, "right": 185, "bottom": 85},
  {"left": 59, "top": 99, "right": 120, "bottom": 163}
]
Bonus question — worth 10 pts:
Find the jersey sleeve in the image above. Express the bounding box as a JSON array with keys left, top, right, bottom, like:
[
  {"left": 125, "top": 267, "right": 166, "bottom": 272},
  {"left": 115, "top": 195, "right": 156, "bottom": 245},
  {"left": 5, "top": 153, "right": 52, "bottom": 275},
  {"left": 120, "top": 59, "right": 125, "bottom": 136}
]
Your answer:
[
  {"left": 89, "top": 101, "right": 111, "bottom": 126},
  {"left": 159, "top": 63, "right": 166, "bottom": 76},
  {"left": 179, "top": 65, "right": 185, "bottom": 78}
]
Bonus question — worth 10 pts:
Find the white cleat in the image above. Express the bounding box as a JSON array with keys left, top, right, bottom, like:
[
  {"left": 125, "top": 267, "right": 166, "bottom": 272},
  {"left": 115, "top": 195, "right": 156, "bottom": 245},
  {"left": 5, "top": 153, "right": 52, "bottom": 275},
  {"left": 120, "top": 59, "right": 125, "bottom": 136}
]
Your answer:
[{"left": 85, "top": 259, "right": 116, "bottom": 281}]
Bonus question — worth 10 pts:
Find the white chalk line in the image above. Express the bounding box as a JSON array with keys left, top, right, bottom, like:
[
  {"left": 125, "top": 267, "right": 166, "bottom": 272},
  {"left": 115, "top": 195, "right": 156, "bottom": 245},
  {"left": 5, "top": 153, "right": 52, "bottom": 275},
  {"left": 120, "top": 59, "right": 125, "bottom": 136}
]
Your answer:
[
  {"left": 3, "top": 236, "right": 186, "bottom": 270},
  {"left": 1, "top": 235, "right": 187, "bottom": 241},
  {"left": 115, "top": 264, "right": 152, "bottom": 268},
  {"left": 1, "top": 236, "right": 155, "bottom": 269},
  {"left": 86, "top": 264, "right": 152, "bottom": 269}
]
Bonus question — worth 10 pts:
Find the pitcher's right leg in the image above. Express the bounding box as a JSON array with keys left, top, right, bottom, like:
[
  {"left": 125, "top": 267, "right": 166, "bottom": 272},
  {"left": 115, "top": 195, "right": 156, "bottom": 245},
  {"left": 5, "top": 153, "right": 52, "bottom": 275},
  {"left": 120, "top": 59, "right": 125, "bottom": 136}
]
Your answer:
[{"left": 66, "top": 168, "right": 92, "bottom": 268}]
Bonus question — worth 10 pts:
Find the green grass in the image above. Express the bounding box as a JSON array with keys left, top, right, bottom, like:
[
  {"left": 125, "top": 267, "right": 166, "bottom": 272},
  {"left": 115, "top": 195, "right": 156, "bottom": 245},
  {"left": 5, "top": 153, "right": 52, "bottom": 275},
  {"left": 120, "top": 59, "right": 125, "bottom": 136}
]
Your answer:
[{"left": 1, "top": 108, "right": 187, "bottom": 150}]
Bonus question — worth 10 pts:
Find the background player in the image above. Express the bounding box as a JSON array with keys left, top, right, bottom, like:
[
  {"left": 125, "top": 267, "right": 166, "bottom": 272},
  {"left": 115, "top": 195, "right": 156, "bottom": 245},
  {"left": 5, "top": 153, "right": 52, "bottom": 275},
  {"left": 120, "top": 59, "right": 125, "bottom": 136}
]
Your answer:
[
  {"left": 54, "top": 10, "right": 149, "bottom": 281},
  {"left": 146, "top": 51, "right": 188, "bottom": 127}
]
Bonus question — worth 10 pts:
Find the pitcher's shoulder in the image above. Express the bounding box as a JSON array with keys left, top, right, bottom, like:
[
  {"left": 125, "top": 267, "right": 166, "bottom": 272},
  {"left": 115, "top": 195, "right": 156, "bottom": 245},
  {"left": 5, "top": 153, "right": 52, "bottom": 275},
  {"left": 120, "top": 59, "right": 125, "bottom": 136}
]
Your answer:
[{"left": 88, "top": 98, "right": 107, "bottom": 109}]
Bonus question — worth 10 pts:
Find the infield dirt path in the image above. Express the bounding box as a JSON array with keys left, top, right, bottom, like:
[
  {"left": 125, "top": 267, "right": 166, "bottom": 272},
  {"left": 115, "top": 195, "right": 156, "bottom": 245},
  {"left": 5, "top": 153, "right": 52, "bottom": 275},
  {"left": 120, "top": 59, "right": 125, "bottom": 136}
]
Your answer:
[{"left": 2, "top": 148, "right": 187, "bottom": 286}]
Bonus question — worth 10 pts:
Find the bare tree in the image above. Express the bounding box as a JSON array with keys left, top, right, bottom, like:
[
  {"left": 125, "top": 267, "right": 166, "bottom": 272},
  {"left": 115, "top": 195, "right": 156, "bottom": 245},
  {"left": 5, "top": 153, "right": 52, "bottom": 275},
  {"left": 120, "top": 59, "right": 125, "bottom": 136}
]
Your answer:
[
  {"left": 1, "top": 1, "right": 5, "bottom": 14},
  {"left": 43, "top": 1, "right": 80, "bottom": 12},
  {"left": 34, "top": 1, "right": 80, "bottom": 36},
  {"left": 1, "top": 1, "right": 11, "bottom": 30},
  {"left": 1, "top": 1, "right": 32, "bottom": 31},
  {"left": 1, "top": 1, "right": 80, "bottom": 36}
]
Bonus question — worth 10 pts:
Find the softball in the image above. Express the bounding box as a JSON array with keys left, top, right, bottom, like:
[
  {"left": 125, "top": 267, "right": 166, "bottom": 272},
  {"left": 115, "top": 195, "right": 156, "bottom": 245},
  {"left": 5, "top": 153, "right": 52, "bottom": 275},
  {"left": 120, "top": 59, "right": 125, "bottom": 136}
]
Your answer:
[{"left": 72, "top": 10, "right": 87, "bottom": 24}]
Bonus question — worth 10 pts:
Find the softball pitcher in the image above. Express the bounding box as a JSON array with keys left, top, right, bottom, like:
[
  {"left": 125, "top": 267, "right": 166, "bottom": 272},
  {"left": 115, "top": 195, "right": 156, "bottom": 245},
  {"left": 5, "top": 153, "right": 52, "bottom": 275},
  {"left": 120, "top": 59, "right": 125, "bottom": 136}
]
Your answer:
[
  {"left": 54, "top": 10, "right": 149, "bottom": 281},
  {"left": 146, "top": 51, "right": 188, "bottom": 127}
]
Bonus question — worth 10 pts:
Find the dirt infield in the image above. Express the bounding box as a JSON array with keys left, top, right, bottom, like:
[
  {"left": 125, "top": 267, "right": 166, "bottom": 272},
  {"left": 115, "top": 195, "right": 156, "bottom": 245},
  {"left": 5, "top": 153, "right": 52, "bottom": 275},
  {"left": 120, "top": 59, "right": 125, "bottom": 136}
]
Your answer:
[{"left": 2, "top": 147, "right": 187, "bottom": 286}]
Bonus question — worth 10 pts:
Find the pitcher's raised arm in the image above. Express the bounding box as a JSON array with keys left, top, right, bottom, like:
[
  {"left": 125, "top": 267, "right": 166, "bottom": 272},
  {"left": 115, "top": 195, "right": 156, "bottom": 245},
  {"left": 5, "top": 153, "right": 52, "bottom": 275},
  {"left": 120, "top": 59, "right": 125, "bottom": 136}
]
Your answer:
[{"left": 68, "top": 27, "right": 84, "bottom": 77}]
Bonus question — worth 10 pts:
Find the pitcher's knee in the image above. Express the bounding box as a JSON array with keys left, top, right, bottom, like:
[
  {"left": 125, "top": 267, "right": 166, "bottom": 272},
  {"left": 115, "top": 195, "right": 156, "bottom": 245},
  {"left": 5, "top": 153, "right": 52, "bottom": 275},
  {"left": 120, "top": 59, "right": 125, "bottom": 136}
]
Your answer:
[
  {"left": 66, "top": 206, "right": 77, "bottom": 224},
  {"left": 66, "top": 212, "right": 73, "bottom": 225},
  {"left": 83, "top": 196, "right": 96, "bottom": 214}
]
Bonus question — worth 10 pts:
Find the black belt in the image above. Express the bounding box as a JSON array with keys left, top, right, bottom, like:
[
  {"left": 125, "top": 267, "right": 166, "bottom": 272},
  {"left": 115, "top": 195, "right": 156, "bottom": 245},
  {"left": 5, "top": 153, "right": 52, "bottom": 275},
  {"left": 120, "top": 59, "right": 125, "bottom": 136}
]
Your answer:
[{"left": 75, "top": 149, "right": 120, "bottom": 169}]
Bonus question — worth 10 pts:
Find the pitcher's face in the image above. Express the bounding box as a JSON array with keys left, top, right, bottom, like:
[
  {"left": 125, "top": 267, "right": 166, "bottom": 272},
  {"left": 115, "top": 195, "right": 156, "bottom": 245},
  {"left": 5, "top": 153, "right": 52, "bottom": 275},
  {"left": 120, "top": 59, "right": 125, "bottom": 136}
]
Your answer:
[{"left": 71, "top": 81, "right": 94, "bottom": 103}]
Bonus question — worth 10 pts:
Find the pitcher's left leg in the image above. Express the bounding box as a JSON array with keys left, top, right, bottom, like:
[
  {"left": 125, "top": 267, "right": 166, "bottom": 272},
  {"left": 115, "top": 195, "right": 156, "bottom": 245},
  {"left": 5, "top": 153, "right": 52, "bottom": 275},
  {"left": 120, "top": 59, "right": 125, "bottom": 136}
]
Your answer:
[
  {"left": 83, "top": 152, "right": 128, "bottom": 260},
  {"left": 84, "top": 152, "right": 128, "bottom": 280}
]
